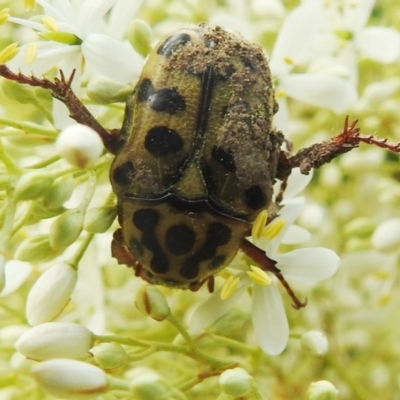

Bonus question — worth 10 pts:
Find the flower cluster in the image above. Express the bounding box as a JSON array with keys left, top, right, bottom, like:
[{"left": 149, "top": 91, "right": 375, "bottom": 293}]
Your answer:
[{"left": 0, "top": 1, "right": 399, "bottom": 399}]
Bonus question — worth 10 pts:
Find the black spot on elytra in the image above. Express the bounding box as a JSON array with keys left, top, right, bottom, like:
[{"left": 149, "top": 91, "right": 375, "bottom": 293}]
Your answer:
[
  {"left": 165, "top": 224, "right": 195, "bottom": 255},
  {"left": 209, "top": 255, "right": 226, "bottom": 270},
  {"left": 133, "top": 209, "right": 159, "bottom": 230},
  {"left": 244, "top": 185, "right": 267, "bottom": 210},
  {"left": 112, "top": 161, "right": 135, "bottom": 187},
  {"left": 138, "top": 79, "right": 186, "bottom": 114},
  {"left": 157, "top": 33, "right": 191, "bottom": 57},
  {"left": 212, "top": 146, "right": 236, "bottom": 172},
  {"left": 145, "top": 126, "right": 183, "bottom": 156},
  {"left": 133, "top": 209, "right": 168, "bottom": 274},
  {"left": 137, "top": 79, "right": 153, "bottom": 102},
  {"left": 179, "top": 222, "right": 232, "bottom": 279}
]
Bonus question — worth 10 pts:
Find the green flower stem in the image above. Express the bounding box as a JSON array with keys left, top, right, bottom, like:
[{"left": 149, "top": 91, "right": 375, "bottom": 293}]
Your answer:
[
  {"left": 176, "top": 363, "right": 238, "bottom": 392},
  {"left": 95, "top": 334, "right": 229, "bottom": 369},
  {"left": 67, "top": 233, "right": 95, "bottom": 269},
  {"left": 209, "top": 334, "right": 257, "bottom": 354},
  {"left": 127, "top": 346, "right": 158, "bottom": 361},
  {"left": 106, "top": 376, "right": 130, "bottom": 392},
  {"left": 0, "top": 117, "right": 57, "bottom": 136},
  {"left": 0, "top": 189, "right": 17, "bottom": 256},
  {"left": 28, "top": 155, "right": 60, "bottom": 169},
  {"left": 326, "top": 354, "right": 373, "bottom": 400},
  {"left": 78, "top": 169, "right": 97, "bottom": 212},
  {"left": 166, "top": 312, "right": 196, "bottom": 350},
  {"left": 0, "top": 141, "right": 19, "bottom": 173}
]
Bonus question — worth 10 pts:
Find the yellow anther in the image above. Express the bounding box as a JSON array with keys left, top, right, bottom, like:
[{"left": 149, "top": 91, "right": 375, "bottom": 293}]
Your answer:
[
  {"left": 263, "top": 218, "right": 285, "bottom": 240},
  {"left": 0, "top": 43, "right": 19, "bottom": 64},
  {"left": 247, "top": 265, "right": 271, "bottom": 286},
  {"left": 283, "top": 56, "right": 294, "bottom": 65},
  {"left": 25, "top": 43, "right": 37, "bottom": 65},
  {"left": 24, "top": 0, "right": 36, "bottom": 10},
  {"left": 378, "top": 292, "right": 392, "bottom": 307},
  {"left": 42, "top": 16, "right": 58, "bottom": 32},
  {"left": 275, "top": 89, "right": 286, "bottom": 99},
  {"left": 252, "top": 210, "right": 268, "bottom": 240},
  {"left": 220, "top": 275, "right": 240, "bottom": 300},
  {"left": 373, "top": 270, "right": 390, "bottom": 280},
  {"left": 0, "top": 8, "right": 10, "bottom": 24}
]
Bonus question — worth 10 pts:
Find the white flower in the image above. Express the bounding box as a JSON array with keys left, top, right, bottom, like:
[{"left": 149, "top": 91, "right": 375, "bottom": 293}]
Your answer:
[
  {"left": 190, "top": 170, "right": 340, "bottom": 355},
  {"left": 8, "top": 0, "right": 144, "bottom": 83},
  {"left": 32, "top": 359, "right": 108, "bottom": 399},
  {"left": 371, "top": 218, "right": 400, "bottom": 252},
  {"left": 310, "top": 0, "right": 400, "bottom": 85},
  {"left": 15, "top": 322, "right": 94, "bottom": 361},
  {"left": 306, "top": 380, "right": 339, "bottom": 400},
  {"left": 269, "top": 1, "right": 357, "bottom": 130},
  {"left": 219, "top": 368, "right": 253, "bottom": 396},
  {"left": 301, "top": 330, "right": 329, "bottom": 356},
  {"left": 26, "top": 262, "right": 77, "bottom": 326},
  {"left": 56, "top": 124, "right": 104, "bottom": 169}
]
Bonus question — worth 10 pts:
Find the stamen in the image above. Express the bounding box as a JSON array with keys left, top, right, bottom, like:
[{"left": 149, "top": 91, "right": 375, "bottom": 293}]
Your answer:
[
  {"left": 42, "top": 16, "right": 57, "bottom": 32},
  {"left": 26, "top": 43, "right": 37, "bottom": 65},
  {"left": 24, "top": 0, "right": 36, "bottom": 10},
  {"left": 0, "top": 43, "right": 19, "bottom": 63},
  {"left": 0, "top": 8, "right": 10, "bottom": 24},
  {"left": 263, "top": 218, "right": 285, "bottom": 240},
  {"left": 251, "top": 210, "right": 268, "bottom": 240},
  {"left": 247, "top": 266, "right": 271, "bottom": 286},
  {"left": 220, "top": 275, "right": 240, "bottom": 300}
]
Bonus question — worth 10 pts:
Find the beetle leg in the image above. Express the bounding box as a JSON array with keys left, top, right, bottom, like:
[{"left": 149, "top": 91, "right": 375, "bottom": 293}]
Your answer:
[
  {"left": 240, "top": 238, "right": 307, "bottom": 309},
  {"left": 0, "top": 65, "right": 118, "bottom": 153},
  {"left": 284, "top": 116, "right": 400, "bottom": 175}
]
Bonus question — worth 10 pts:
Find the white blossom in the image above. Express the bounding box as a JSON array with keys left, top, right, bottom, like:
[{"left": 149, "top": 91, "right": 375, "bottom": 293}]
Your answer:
[
  {"left": 190, "top": 170, "right": 340, "bottom": 355},
  {"left": 26, "top": 262, "right": 77, "bottom": 326},
  {"left": 15, "top": 322, "right": 94, "bottom": 361},
  {"left": 56, "top": 124, "right": 104, "bottom": 169},
  {"left": 32, "top": 359, "right": 108, "bottom": 399}
]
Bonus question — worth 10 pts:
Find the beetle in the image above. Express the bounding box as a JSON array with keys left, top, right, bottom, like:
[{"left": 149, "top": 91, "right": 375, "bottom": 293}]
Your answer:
[{"left": 1, "top": 25, "right": 399, "bottom": 306}]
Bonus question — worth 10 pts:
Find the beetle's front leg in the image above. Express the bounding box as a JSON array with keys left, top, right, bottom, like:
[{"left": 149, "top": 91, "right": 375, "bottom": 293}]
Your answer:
[{"left": 0, "top": 65, "right": 118, "bottom": 154}]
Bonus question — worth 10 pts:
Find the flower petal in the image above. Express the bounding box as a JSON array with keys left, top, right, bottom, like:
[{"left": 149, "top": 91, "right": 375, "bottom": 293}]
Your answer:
[
  {"left": 281, "top": 168, "right": 313, "bottom": 200},
  {"left": 281, "top": 224, "right": 311, "bottom": 245},
  {"left": 82, "top": 33, "right": 143, "bottom": 83},
  {"left": 0, "top": 260, "right": 32, "bottom": 297},
  {"left": 276, "top": 247, "right": 340, "bottom": 282},
  {"left": 280, "top": 73, "right": 357, "bottom": 112},
  {"left": 356, "top": 27, "right": 400, "bottom": 63},
  {"left": 251, "top": 284, "right": 289, "bottom": 355},
  {"left": 343, "top": 0, "right": 375, "bottom": 32},
  {"left": 109, "top": 0, "right": 145, "bottom": 39},
  {"left": 270, "top": 1, "right": 325, "bottom": 76},
  {"left": 189, "top": 279, "right": 250, "bottom": 333}
]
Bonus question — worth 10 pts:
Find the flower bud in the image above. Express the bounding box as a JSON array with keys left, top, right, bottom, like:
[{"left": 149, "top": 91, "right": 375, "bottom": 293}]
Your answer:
[
  {"left": 32, "top": 359, "right": 108, "bottom": 399},
  {"left": 14, "top": 171, "right": 53, "bottom": 201},
  {"left": 15, "top": 234, "right": 54, "bottom": 263},
  {"left": 86, "top": 78, "right": 132, "bottom": 104},
  {"left": 49, "top": 209, "right": 84, "bottom": 250},
  {"left": 84, "top": 206, "right": 117, "bottom": 233},
  {"left": 129, "top": 368, "right": 173, "bottom": 399},
  {"left": 301, "top": 330, "right": 328, "bottom": 356},
  {"left": 15, "top": 322, "right": 94, "bottom": 361},
  {"left": 26, "top": 262, "right": 77, "bottom": 326},
  {"left": 91, "top": 342, "right": 128, "bottom": 372},
  {"left": 134, "top": 285, "right": 170, "bottom": 321},
  {"left": 371, "top": 218, "right": 400, "bottom": 252},
  {"left": 43, "top": 175, "right": 74, "bottom": 209},
  {"left": 127, "top": 19, "right": 153, "bottom": 57},
  {"left": 56, "top": 124, "right": 103, "bottom": 169},
  {"left": 306, "top": 380, "right": 339, "bottom": 400},
  {"left": 220, "top": 368, "right": 253, "bottom": 396}
]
